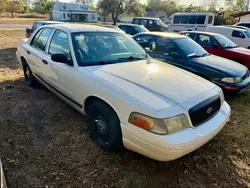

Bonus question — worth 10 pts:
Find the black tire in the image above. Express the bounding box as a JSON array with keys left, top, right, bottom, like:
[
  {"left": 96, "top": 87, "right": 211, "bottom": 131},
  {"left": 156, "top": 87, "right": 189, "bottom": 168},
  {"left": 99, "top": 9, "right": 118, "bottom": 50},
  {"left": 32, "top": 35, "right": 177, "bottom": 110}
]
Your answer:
[
  {"left": 87, "top": 100, "right": 123, "bottom": 151},
  {"left": 22, "top": 63, "right": 38, "bottom": 87}
]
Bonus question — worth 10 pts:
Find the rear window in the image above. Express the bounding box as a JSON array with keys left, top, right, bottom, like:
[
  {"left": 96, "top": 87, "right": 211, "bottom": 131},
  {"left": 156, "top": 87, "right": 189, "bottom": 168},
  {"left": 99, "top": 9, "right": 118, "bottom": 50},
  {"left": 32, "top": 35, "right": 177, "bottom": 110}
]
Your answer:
[
  {"left": 196, "top": 15, "right": 206, "bottom": 24},
  {"left": 173, "top": 16, "right": 181, "bottom": 24},
  {"left": 181, "top": 15, "right": 189, "bottom": 24}
]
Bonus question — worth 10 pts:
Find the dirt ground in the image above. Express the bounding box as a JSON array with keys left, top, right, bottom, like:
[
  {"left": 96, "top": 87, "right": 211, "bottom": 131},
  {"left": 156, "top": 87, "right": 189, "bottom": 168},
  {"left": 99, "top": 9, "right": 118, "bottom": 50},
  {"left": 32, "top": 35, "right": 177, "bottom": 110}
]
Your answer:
[{"left": 0, "top": 28, "right": 249, "bottom": 188}]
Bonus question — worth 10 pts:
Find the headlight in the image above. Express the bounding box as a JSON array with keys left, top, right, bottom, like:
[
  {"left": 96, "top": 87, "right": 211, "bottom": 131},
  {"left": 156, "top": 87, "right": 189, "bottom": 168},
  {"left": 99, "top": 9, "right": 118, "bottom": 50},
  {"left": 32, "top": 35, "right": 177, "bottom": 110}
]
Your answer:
[
  {"left": 128, "top": 113, "right": 189, "bottom": 135},
  {"left": 221, "top": 77, "right": 242, "bottom": 83},
  {"left": 163, "top": 114, "right": 189, "bottom": 134}
]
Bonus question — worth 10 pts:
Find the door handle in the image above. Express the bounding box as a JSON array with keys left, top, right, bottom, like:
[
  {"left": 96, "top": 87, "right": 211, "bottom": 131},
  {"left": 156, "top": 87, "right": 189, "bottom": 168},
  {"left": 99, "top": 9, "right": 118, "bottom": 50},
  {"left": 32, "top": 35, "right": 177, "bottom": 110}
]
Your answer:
[
  {"left": 42, "top": 59, "right": 48, "bottom": 65},
  {"left": 27, "top": 50, "right": 30, "bottom": 55}
]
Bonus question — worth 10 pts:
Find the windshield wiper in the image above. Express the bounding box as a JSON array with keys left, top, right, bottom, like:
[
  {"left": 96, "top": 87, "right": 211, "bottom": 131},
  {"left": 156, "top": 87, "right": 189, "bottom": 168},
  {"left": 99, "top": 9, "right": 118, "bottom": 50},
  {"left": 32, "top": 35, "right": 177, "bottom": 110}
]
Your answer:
[
  {"left": 83, "top": 60, "right": 117, "bottom": 66},
  {"left": 187, "top": 53, "right": 209, "bottom": 58},
  {"left": 119, "top": 56, "right": 145, "bottom": 61}
]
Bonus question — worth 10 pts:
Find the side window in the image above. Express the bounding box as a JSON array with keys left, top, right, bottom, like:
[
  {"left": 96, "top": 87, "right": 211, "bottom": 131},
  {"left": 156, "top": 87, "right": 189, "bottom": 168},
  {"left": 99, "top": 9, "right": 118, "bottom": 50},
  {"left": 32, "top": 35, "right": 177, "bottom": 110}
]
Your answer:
[
  {"left": 232, "top": 30, "right": 245, "bottom": 38},
  {"left": 49, "top": 30, "right": 71, "bottom": 58},
  {"left": 127, "top": 26, "right": 136, "bottom": 35},
  {"left": 181, "top": 15, "right": 189, "bottom": 24},
  {"left": 173, "top": 16, "right": 181, "bottom": 24},
  {"left": 185, "top": 33, "right": 197, "bottom": 40},
  {"left": 197, "top": 34, "right": 217, "bottom": 47},
  {"left": 31, "top": 28, "right": 53, "bottom": 51},
  {"left": 134, "top": 35, "right": 153, "bottom": 43},
  {"left": 140, "top": 19, "right": 148, "bottom": 26},
  {"left": 208, "top": 16, "right": 213, "bottom": 24},
  {"left": 31, "top": 29, "right": 43, "bottom": 46},
  {"left": 188, "top": 15, "right": 197, "bottom": 24},
  {"left": 133, "top": 19, "right": 140, "bottom": 24},
  {"left": 148, "top": 20, "right": 157, "bottom": 26},
  {"left": 155, "top": 37, "right": 178, "bottom": 54},
  {"left": 196, "top": 15, "right": 206, "bottom": 24}
]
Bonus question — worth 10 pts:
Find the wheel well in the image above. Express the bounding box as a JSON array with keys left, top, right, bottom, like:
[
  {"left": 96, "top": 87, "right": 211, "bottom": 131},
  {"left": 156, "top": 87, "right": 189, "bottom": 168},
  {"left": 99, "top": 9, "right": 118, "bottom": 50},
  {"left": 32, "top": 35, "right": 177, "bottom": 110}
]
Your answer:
[
  {"left": 21, "top": 56, "right": 27, "bottom": 66},
  {"left": 84, "top": 96, "right": 117, "bottom": 116}
]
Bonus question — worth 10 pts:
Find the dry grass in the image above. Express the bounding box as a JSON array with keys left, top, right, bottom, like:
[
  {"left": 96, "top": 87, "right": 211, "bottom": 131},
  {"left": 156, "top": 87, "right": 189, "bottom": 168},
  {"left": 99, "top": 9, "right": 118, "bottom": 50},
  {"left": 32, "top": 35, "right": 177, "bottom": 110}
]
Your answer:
[
  {"left": 0, "top": 18, "right": 47, "bottom": 25},
  {"left": 0, "top": 28, "right": 249, "bottom": 188}
]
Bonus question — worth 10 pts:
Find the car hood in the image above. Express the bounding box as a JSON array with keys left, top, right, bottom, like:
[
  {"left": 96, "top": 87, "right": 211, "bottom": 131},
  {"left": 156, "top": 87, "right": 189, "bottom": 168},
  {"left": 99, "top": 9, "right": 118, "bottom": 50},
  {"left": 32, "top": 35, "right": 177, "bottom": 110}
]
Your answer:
[
  {"left": 227, "top": 47, "right": 250, "bottom": 55},
  {"left": 84, "top": 59, "right": 216, "bottom": 111},
  {"left": 193, "top": 54, "right": 247, "bottom": 76}
]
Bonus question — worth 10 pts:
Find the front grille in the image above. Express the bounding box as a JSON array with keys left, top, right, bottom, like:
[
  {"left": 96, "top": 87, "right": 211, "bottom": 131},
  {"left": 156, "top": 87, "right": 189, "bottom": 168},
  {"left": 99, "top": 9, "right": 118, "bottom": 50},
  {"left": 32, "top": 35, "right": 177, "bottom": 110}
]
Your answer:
[
  {"left": 242, "top": 70, "right": 249, "bottom": 80},
  {"left": 189, "top": 95, "right": 221, "bottom": 127}
]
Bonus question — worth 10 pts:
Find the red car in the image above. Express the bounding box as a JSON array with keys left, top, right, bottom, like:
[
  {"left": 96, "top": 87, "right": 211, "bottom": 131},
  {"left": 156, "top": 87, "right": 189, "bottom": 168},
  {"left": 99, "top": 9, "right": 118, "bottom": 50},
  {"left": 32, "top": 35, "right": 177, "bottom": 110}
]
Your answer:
[{"left": 181, "top": 31, "right": 250, "bottom": 69}]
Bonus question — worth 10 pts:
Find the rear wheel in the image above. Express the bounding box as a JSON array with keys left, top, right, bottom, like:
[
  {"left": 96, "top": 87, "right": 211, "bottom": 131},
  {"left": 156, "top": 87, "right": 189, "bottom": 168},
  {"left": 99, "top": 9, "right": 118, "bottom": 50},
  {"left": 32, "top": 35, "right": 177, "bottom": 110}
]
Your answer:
[
  {"left": 22, "top": 63, "right": 38, "bottom": 87},
  {"left": 87, "top": 100, "right": 123, "bottom": 151}
]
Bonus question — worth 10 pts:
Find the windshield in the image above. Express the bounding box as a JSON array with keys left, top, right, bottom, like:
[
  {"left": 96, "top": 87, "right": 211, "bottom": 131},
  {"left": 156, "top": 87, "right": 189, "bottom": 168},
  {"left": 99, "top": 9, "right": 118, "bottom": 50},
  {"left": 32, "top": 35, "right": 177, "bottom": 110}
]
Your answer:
[
  {"left": 244, "top": 31, "right": 250, "bottom": 38},
  {"left": 214, "top": 35, "right": 238, "bottom": 48},
  {"left": 173, "top": 38, "right": 208, "bottom": 57},
  {"left": 134, "top": 25, "right": 149, "bottom": 33},
  {"left": 72, "top": 32, "right": 147, "bottom": 66},
  {"left": 157, "top": 19, "right": 165, "bottom": 26}
]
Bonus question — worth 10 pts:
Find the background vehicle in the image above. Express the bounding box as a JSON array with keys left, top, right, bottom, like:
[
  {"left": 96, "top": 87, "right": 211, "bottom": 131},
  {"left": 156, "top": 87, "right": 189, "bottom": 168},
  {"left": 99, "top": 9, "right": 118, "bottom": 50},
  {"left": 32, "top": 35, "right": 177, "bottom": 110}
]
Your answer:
[
  {"left": 132, "top": 17, "right": 168, "bottom": 31},
  {"left": 225, "top": 25, "right": 250, "bottom": 31},
  {"left": 103, "top": 25, "right": 125, "bottom": 32},
  {"left": 16, "top": 24, "right": 230, "bottom": 161},
  {"left": 26, "top": 21, "right": 62, "bottom": 38},
  {"left": 133, "top": 32, "right": 250, "bottom": 93},
  {"left": 168, "top": 13, "right": 214, "bottom": 32},
  {"left": 235, "top": 22, "right": 250, "bottom": 29},
  {"left": 206, "top": 26, "right": 250, "bottom": 49},
  {"left": 118, "top": 24, "right": 149, "bottom": 35},
  {"left": 182, "top": 31, "right": 250, "bottom": 69}
]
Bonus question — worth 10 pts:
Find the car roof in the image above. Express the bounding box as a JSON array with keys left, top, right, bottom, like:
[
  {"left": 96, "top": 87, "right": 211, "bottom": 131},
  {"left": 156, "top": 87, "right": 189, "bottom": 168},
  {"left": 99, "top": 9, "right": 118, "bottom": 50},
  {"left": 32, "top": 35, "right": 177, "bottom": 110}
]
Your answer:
[
  {"left": 43, "top": 24, "right": 121, "bottom": 33},
  {"left": 35, "top": 20, "right": 62, "bottom": 24},
  {"left": 135, "top": 32, "right": 186, "bottom": 39},
  {"left": 182, "top": 31, "right": 222, "bottom": 36},
  {"left": 133, "top": 17, "right": 159, "bottom": 20},
  {"left": 119, "top": 23, "right": 144, "bottom": 27},
  {"left": 207, "top": 26, "right": 247, "bottom": 32}
]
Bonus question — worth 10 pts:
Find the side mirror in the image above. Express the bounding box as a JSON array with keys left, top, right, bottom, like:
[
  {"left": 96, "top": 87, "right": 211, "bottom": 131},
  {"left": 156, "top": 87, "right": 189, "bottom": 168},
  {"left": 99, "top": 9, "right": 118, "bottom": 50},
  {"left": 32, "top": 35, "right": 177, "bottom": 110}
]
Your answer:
[
  {"left": 149, "top": 42, "right": 156, "bottom": 50},
  {"left": 145, "top": 42, "right": 156, "bottom": 53},
  {"left": 51, "top": 53, "right": 73, "bottom": 66}
]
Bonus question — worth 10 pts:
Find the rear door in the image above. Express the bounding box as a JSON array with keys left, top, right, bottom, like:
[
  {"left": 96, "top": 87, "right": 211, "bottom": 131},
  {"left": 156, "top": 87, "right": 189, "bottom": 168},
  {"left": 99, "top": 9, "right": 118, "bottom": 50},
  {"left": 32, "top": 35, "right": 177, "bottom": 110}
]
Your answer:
[{"left": 25, "top": 28, "right": 54, "bottom": 78}]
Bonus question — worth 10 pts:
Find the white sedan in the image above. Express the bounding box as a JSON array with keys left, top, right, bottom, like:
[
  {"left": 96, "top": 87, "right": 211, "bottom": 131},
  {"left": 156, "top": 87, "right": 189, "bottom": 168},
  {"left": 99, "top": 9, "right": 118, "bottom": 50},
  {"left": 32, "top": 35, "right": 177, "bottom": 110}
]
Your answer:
[{"left": 16, "top": 24, "right": 231, "bottom": 161}]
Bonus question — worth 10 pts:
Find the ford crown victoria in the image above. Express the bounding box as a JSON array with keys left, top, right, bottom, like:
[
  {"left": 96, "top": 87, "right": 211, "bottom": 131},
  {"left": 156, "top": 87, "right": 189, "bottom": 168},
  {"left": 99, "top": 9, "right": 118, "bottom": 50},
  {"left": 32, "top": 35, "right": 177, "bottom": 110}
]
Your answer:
[{"left": 16, "top": 24, "right": 231, "bottom": 161}]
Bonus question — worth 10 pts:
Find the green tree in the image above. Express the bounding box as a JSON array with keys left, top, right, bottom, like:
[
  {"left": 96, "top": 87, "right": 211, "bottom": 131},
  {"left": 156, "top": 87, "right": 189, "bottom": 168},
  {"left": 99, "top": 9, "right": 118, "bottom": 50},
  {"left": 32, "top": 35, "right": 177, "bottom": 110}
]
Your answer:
[
  {"left": 75, "top": 0, "right": 94, "bottom": 5},
  {"left": 97, "top": 0, "right": 142, "bottom": 25},
  {"left": 130, "top": 2, "right": 146, "bottom": 17},
  {"left": 8, "top": 0, "right": 24, "bottom": 17},
  {"left": 0, "top": 0, "right": 8, "bottom": 13},
  {"left": 33, "top": 0, "right": 54, "bottom": 14},
  {"left": 225, "top": 0, "right": 248, "bottom": 12}
]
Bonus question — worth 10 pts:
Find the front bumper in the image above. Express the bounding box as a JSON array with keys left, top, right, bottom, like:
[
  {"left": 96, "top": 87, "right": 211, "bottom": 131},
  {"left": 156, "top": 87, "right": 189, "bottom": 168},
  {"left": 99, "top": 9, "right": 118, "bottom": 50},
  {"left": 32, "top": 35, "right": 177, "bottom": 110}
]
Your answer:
[
  {"left": 215, "top": 76, "right": 250, "bottom": 93},
  {"left": 121, "top": 101, "right": 231, "bottom": 161}
]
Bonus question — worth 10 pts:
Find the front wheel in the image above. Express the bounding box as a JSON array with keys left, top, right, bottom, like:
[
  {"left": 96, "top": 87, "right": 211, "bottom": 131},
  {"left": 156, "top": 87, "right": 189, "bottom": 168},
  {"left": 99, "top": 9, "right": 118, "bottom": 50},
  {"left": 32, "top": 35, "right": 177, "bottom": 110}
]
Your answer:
[{"left": 87, "top": 100, "right": 123, "bottom": 151}]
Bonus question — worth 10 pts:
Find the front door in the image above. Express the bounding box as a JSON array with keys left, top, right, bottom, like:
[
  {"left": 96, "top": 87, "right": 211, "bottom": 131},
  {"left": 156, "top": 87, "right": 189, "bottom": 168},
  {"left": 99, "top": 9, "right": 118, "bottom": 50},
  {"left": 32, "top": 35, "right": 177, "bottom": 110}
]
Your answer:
[{"left": 44, "top": 29, "right": 76, "bottom": 99}]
